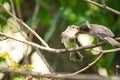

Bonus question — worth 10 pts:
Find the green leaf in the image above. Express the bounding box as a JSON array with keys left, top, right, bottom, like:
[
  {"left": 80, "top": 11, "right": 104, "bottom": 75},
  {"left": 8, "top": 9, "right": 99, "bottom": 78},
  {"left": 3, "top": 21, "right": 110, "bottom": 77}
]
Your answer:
[
  {"left": 14, "top": 0, "right": 23, "bottom": 5},
  {"left": 26, "top": 8, "right": 50, "bottom": 28},
  {"left": 62, "top": 7, "right": 77, "bottom": 22},
  {"left": 0, "top": 0, "right": 9, "bottom": 3},
  {"left": 44, "top": 8, "right": 63, "bottom": 42},
  {"left": 38, "top": 8, "right": 50, "bottom": 25}
]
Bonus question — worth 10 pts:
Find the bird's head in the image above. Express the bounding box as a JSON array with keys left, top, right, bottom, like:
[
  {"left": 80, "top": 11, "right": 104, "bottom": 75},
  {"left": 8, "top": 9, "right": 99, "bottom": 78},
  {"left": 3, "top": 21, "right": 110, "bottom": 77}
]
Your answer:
[
  {"left": 65, "top": 25, "right": 80, "bottom": 34},
  {"left": 80, "top": 23, "right": 91, "bottom": 32}
]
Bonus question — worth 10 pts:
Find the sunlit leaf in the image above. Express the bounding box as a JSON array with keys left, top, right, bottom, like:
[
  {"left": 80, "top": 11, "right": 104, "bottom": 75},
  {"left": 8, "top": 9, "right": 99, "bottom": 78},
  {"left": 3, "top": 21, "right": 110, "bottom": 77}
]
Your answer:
[
  {"left": 14, "top": 0, "right": 23, "bottom": 5},
  {"left": 0, "top": 52, "right": 8, "bottom": 57}
]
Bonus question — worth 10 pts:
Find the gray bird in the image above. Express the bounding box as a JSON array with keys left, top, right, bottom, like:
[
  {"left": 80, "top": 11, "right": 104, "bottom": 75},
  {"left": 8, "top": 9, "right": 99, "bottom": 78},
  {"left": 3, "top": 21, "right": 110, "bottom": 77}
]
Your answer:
[
  {"left": 80, "top": 23, "right": 120, "bottom": 47},
  {"left": 61, "top": 25, "right": 83, "bottom": 61}
]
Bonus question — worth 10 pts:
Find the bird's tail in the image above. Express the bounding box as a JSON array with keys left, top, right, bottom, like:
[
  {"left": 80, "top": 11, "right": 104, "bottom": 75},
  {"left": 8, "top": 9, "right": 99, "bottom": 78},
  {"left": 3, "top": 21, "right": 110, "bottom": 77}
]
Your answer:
[
  {"left": 104, "top": 37, "right": 120, "bottom": 47},
  {"left": 70, "top": 51, "right": 83, "bottom": 61}
]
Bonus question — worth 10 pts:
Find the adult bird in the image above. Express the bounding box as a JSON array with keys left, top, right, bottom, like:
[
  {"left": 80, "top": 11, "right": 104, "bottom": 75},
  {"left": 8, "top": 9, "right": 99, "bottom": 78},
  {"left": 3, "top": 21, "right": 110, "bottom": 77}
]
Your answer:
[
  {"left": 61, "top": 25, "right": 83, "bottom": 61},
  {"left": 79, "top": 23, "right": 120, "bottom": 47}
]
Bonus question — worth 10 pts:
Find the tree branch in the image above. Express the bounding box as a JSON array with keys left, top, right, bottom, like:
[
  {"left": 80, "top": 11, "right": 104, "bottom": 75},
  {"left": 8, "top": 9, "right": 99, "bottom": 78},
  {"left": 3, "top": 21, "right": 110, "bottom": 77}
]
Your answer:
[
  {"left": 0, "top": 32, "right": 120, "bottom": 54},
  {"left": 61, "top": 47, "right": 120, "bottom": 76},
  {"left": 0, "top": 32, "right": 103, "bottom": 53},
  {"left": 84, "top": 0, "right": 120, "bottom": 15},
  {"left": 1, "top": 32, "right": 120, "bottom": 77},
  {"left": 0, "top": 3, "right": 49, "bottom": 48},
  {"left": 1, "top": 2, "right": 120, "bottom": 54},
  {"left": 0, "top": 45, "right": 119, "bottom": 79},
  {"left": 0, "top": 66, "right": 111, "bottom": 80},
  {"left": 1, "top": 2, "right": 120, "bottom": 78},
  {"left": 63, "top": 52, "right": 104, "bottom": 76}
]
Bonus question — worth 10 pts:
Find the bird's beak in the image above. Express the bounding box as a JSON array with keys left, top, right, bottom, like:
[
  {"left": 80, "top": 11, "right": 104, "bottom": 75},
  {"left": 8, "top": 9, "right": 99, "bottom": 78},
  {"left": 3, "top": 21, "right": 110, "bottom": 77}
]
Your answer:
[{"left": 76, "top": 26, "right": 80, "bottom": 30}]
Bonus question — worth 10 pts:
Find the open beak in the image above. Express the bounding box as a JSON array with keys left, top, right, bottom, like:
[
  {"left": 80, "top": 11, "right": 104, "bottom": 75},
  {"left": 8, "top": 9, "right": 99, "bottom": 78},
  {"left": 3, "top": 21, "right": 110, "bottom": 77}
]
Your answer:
[{"left": 76, "top": 26, "right": 80, "bottom": 31}]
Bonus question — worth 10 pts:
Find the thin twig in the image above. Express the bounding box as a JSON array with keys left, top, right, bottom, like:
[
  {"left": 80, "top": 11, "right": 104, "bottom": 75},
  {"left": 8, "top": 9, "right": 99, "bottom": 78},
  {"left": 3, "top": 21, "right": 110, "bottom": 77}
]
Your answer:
[
  {"left": 101, "top": 0, "right": 106, "bottom": 7},
  {"left": 15, "top": 0, "right": 23, "bottom": 19},
  {"left": 58, "top": 47, "right": 120, "bottom": 76},
  {"left": 84, "top": 0, "right": 120, "bottom": 15},
  {"left": 61, "top": 52, "right": 104, "bottom": 76},
  {"left": 32, "top": 3, "right": 40, "bottom": 25},
  {"left": 9, "top": 0, "right": 21, "bottom": 30},
  {"left": 10, "top": 0, "right": 16, "bottom": 16},
  {"left": 29, "top": 2, "right": 40, "bottom": 41},
  {"left": 0, "top": 3, "right": 49, "bottom": 48}
]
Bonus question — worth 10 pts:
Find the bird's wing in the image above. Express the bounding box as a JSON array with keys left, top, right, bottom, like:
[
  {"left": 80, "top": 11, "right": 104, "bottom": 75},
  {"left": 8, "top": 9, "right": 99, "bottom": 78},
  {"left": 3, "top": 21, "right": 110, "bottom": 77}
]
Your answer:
[
  {"left": 90, "top": 24, "right": 114, "bottom": 38},
  {"left": 61, "top": 31, "right": 66, "bottom": 43}
]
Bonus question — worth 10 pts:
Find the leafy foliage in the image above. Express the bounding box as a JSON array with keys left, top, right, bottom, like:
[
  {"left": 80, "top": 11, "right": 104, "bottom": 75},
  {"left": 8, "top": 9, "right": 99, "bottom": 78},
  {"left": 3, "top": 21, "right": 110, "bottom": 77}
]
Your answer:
[{"left": 0, "top": 0, "right": 120, "bottom": 79}]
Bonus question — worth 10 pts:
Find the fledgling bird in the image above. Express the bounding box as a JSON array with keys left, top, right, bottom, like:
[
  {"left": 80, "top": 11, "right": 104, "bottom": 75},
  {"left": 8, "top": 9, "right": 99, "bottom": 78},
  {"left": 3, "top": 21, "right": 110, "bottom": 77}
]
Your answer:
[
  {"left": 79, "top": 23, "right": 120, "bottom": 47},
  {"left": 61, "top": 25, "right": 83, "bottom": 61}
]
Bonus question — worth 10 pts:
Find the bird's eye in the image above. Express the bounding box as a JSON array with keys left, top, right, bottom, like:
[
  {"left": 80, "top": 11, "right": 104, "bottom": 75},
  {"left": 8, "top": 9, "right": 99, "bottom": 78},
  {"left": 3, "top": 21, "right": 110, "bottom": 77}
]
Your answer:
[
  {"left": 72, "top": 26, "right": 74, "bottom": 28},
  {"left": 76, "top": 27, "right": 79, "bottom": 30}
]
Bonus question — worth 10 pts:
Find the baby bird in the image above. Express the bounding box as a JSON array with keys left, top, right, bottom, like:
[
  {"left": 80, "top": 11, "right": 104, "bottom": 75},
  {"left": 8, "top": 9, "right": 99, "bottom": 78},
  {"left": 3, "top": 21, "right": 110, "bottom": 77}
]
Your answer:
[{"left": 61, "top": 25, "right": 83, "bottom": 61}]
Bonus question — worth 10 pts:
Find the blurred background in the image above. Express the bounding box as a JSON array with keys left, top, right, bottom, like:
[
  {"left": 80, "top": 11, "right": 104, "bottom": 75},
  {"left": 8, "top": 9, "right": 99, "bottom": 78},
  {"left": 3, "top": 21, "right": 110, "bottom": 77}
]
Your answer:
[{"left": 0, "top": 0, "right": 120, "bottom": 79}]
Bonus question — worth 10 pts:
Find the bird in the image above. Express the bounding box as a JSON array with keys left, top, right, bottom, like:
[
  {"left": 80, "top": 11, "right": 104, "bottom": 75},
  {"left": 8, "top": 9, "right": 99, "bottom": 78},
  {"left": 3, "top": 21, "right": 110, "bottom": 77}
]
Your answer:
[
  {"left": 79, "top": 23, "right": 120, "bottom": 47},
  {"left": 61, "top": 25, "right": 84, "bottom": 61}
]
